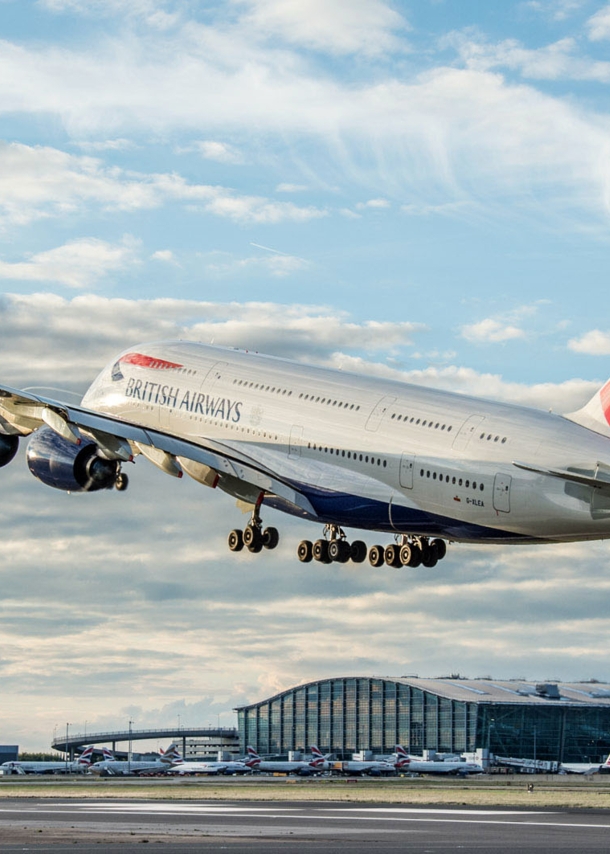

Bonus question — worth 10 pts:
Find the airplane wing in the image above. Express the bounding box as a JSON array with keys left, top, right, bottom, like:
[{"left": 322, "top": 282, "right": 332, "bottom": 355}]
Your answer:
[
  {"left": 0, "top": 384, "right": 317, "bottom": 516},
  {"left": 512, "top": 460, "right": 610, "bottom": 493}
]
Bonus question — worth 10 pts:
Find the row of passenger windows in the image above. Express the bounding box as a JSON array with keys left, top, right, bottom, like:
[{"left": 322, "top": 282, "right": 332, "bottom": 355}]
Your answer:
[
  {"left": 233, "top": 378, "right": 293, "bottom": 396},
  {"left": 480, "top": 433, "right": 507, "bottom": 444},
  {"left": 391, "top": 412, "right": 453, "bottom": 431},
  {"left": 308, "top": 442, "right": 388, "bottom": 468},
  {"left": 299, "top": 393, "right": 360, "bottom": 410},
  {"left": 421, "top": 468, "right": 485, "bottom": 491}
]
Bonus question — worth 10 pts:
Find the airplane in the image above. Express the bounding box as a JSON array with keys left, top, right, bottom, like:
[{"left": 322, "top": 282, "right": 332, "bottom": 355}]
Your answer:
[
  {"left": 1, "top": 746, "right": 94, "bottom": 775},
  {"left": 394, "top": 745, "right": 483, "bottom": 775},
  {"left": 560, "top": 754, "right": 610, "bottom": 775},
  {"left": 246, "top": 746, "right": 325, "bottom": 775},
  {"left": 88, "top": 742, "right": 180, "bottom": 776},
  {"left": 3, "top": 339, "right": 610, "bottom": 567},
  {"left": 315, "top": 746, "right": 409, "bottom": 776},
  {"left": 165, "top": 749, "right": 252, "bottom": 776}
]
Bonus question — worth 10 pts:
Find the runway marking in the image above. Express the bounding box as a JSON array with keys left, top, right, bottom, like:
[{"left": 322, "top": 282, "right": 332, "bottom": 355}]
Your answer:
[{"left": 5, "top": 803, "right": 610, "bottom": 829}]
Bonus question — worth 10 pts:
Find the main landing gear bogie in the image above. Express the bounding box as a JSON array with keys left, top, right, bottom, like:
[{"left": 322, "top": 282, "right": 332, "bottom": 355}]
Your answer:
[
  {"left": 227, "top": 497, "right": 280, "bottom": 555},
  {"left": 298, "top": 525, "right": 368, "bottom": 565}
]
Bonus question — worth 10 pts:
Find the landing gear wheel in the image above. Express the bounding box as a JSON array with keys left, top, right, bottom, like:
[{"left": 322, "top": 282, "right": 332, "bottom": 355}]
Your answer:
[
  {"left": 243, "top": 525, "right": 263, "bottom": 553},
  {"left": 430, "top": 538, "right": 447, "bottom": 560},
  {"left": 407, "top": 544, "right": 422, "bottom": 567},
  {"left": 262, "top": 527, "right": 279, "bottom": 550},
  {"left": 329, "top": 540, "right": 350, "bottom": 563},
  {"left": 368, "top": 545, "right": 385, "bottom": 567},
  {"left": 384, "top": 544, "right": 402, "bottom": 568},
  {"left": 350, "top": 540, "right": 367, "bottom": 563},
  {"left": 421, "top": 542, "right": 438, "bottom": 568},
  {"left": 297, "top": 540, "right": 313, "bottom": 562},
  {"left": 228, "top": 529, "right": 244, "bottom": 552},
  {"left": 313, "top": 539, "right": 331, "bottom": 563},
  {"left": 399, "top": 543, "right": 413, "bottom": 566},
  {"left": 115, "top": 472, "right": 129, "bottom": 491}
]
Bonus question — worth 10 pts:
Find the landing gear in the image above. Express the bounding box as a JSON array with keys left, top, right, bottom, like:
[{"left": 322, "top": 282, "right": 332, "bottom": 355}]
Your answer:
[
  {"left": 299, "top": 525, "right": 356, "bottom": 565},
  {"left": 115, "top": 471, "right": 129, "bottom": 491},
  {"left": 226, "top": 497, "right": 280, "bottom": 555},
  {"left": 368, "top": 536, "right": 447, "bottom": 569}
]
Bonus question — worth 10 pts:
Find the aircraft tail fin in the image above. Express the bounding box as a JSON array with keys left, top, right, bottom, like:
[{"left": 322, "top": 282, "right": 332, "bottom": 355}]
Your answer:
[
  {"left": 603, "top": 753, "right": 610, "bottom": 768},
  {"left": 77, "top": 746, "right": 94, "bottom": 767},
  {"left": 245, "top": 746, "right": 261, "bottom": 768},
  {"left": 566, "top": 380, "right": 610, "bottom": 438},
  {"left": 160, "top": 742, "right": 182, "bottom": 765},
  {"left": 101, "top": 747, "right": 114, "bottom": 761}
]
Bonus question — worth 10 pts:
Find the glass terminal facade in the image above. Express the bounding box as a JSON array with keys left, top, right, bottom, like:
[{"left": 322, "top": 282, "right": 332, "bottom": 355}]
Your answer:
[{"left": 235, "top": 677, "right": 610, "bottom": 763}]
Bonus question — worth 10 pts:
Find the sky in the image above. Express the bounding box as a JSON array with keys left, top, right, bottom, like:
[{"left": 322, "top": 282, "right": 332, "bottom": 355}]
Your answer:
[{"left": 2, "top": 0, "right": 610, "bottom": 752}]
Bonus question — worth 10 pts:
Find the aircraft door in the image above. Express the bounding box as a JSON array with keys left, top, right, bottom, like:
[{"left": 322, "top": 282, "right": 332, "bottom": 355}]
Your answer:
[
  {"left": 399, "top": 454, "right": 415, "bottom": 489},
  {"left": 493, "top": 473, "right": 512, "bottom": 513},
  {"left": 366, "top": 396, "right": 396, "bottom": 432},
  {"left": 289, "top": 425, "right": 303, "bottom": 459},
  {"left": 452, "top": 415, "right": 485, "bottom": 451}
]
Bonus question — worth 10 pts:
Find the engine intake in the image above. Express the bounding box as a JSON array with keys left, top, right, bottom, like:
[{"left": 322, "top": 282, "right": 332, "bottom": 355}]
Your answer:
[
  {"left": 0, "top": 433, "right": 19, "bottom": 468},
  {"left": 27, "top": 426, "right": 119, "bottom": 492}
]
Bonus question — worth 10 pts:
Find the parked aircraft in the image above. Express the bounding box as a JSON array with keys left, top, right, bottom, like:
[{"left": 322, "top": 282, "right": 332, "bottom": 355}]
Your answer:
[
  {"left": 246, "top": 746, "right": 325, "bottom": 775},
  {"left": 318, "top": 744, "right": 408, "bottom": 776},
  {"left": 88, "top": 743, "right": 180, "bottom": 776},
  {"left": 1, "top": 746, "right": 94, "bottom": 775},
  {"left": 561, "top": 754, "right": 610, "bottom": 775},
  {"left": 165, "top": 746, "right": 251, "bottom": 775},
  {"left": 3, "top": 340, "right": 610, "bottom": 567},
  {"left": 394, "top": 746, "right": 483, "bottom": 775}
]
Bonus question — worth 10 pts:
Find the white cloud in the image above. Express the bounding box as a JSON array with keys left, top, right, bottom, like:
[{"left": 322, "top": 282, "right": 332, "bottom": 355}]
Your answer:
[
  {"left": 150, "top": 249, "right": 178, "bottom": 264},
  {"left": 587, "top": 4, "right": 610, "bottom": 41},
  {"left": 276, "top": 183, "right": 308, "bottom": 193},
  {"left": 568, "top": 329, "right": 610, "bottom": 355},
  {"left": 190, "top": 140, "right": 244, "bottom": 164},
  {"left": 461, "top": 318, "right": 526, "bottom": 344},
  {"left": 448, "top": 33, "right": 610, "bottom": 83},
  {"left": 0, "top": 142, "right": 325, "bottom": 227},
  {"left": 0, "top": 236, "right": 139, "bottom": 289},
  {"left": 356, "top": 198, "right": 391, "bottom": 209},
  {"left": 234, "top": 0, "right": 407, "bottom": 56},
  {"left": 206, "top": 251, "right": 310, "bottom": 278},
  {"left": 38, "top": 0, "right": 181, "bottom": 29}
]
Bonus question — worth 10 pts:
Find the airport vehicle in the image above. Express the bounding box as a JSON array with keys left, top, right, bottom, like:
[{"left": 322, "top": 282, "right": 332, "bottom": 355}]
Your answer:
[
  {"left": 88, "top": 743, "right": 179, "bottom": 776},
  {"left": 394, "top": 746, "right": 483, "bottom": 775},
  {"left": 560, "top": 754, "right": 610, "bottom": 775},
  {"left": 3, "top": 340, "right": 610, "bottom": 567},
  {"left": 1, "top": 746, "right": 94, "bottom": 775},
  {"left": 246, "top": 746, "right": 325, "bottom": 775}
]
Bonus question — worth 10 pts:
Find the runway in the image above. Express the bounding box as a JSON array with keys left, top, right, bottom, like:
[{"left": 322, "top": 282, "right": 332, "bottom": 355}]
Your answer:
[{"left": 2, "top": 799, "right": 610, "bottom": 851}]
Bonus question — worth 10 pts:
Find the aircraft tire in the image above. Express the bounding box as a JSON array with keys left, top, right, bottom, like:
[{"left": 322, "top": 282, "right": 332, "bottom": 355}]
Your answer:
[
  {"left": 384, "top": 544, "right": 402, "bottom": 568},
  {"left": 431, "top": 538, "right": 447, "bottom": 560},
  {"left": 399, "top": 543, "right": 413, "bottom": 566},
  {"left": 368, "top": 545, "right": 385, "bottom": 567},
  {"left": 244, "top": 525, "right": 263, "bottom": 553},
  {"left": 228, "top": 529, "right": 244, "bottom": 552},
  {"left": 407, "top": 544, "right": 422, "bottom": 567},
  {"left": 297, "top": 540, "right": 313, "bottom": 562},
  {"left": 350, "top": 540, "right": 367, "bottom": 563},
  {"left": 262, "top": 526, "right": 279, "bottom": 549},
  {"left": 313, "top": 539, "right": 330, "bottom": 563},
  {"left": 421, "top": 543, "right": 438, "bottom": 568},
  {"left": 115, "top": 472, "right": 129, "bottom": 491}
]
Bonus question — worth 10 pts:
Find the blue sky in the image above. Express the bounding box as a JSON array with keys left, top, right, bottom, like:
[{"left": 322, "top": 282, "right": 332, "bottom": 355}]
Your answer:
[{"left": 2, "top": 0, "right": 610, "bottom": 751}]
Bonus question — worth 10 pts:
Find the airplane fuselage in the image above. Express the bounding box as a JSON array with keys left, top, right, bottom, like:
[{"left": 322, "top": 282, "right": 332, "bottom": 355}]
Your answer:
[{"left": 81, "top": 341, "right": 610, "bottom": 546}]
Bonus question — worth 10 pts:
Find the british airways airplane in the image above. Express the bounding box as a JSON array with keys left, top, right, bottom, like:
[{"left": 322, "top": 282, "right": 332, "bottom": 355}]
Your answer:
[{"left": 1, "top": 340, "right": 610, "bottom": 568}]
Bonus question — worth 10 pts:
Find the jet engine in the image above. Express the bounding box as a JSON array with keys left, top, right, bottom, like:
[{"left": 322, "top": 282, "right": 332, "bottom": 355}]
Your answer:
[
  {"left": 0, "top": 433, "right": 19, "bottom": 468},
  {"left": 26, "top": 426, "right": 120, "bottom": 492}
]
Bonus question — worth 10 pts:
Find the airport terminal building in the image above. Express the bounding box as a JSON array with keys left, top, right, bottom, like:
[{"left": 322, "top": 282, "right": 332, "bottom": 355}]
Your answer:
[{"left": 235, "top": 677, "right": 610, "bottom": 763}]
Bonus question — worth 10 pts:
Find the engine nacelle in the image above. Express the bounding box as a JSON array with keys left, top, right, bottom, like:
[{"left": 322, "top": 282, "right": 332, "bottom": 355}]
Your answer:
[
  {"left": 27, "top": 426, "right": 119, "bottom": 492},
  {"left": 0, "top": 433, "right": 19, "bottom": 468}
]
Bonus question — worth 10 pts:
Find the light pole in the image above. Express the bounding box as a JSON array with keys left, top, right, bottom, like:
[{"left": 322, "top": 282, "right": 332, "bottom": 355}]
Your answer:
[
  {"left": 128, "top": 719, "right": 133, "bottom": 774},
  {"left": 65, "top": 723, "right": 70, "bottom": 773}
]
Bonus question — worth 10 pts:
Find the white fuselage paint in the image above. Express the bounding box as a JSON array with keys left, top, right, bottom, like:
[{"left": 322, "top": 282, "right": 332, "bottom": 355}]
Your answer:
[{"left": 81, "top": 341, "right": 610, "bottom": 545}]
